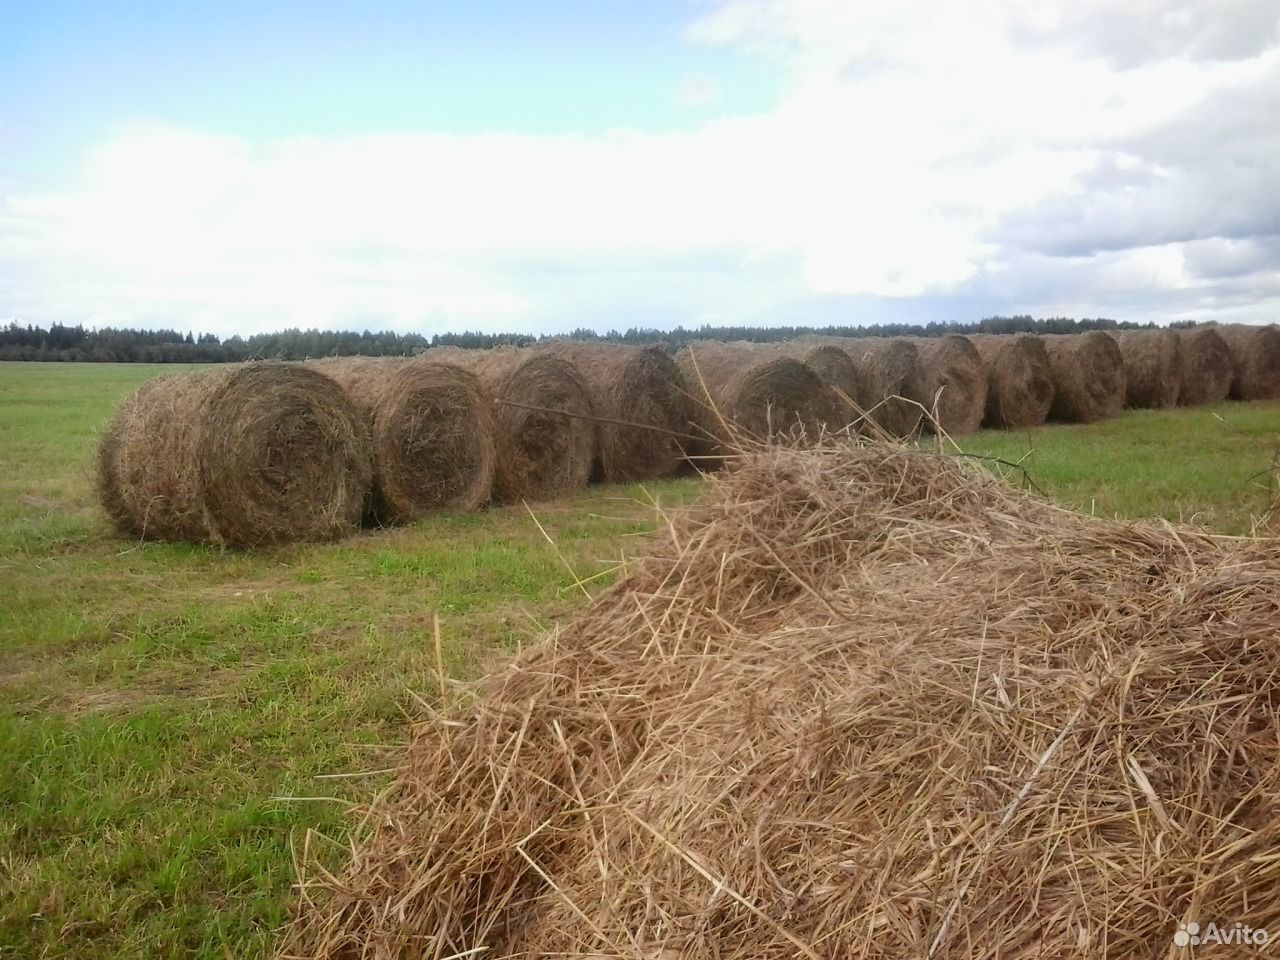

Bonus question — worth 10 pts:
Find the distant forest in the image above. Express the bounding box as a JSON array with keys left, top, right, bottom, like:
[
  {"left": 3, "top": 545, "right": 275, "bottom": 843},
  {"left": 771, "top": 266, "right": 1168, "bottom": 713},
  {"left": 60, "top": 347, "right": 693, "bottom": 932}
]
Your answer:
[{"left": 0, "top": 316, "right": 1172, "bottom": 363}]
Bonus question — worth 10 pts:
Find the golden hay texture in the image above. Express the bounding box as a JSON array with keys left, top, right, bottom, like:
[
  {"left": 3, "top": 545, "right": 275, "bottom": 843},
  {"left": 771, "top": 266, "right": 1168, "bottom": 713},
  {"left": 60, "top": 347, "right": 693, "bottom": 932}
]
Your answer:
[
  {"left": 540, "top": 342, "right": 695, "bottom": 482},
  {"left": 969, "top": 333, "right": 1054, "bottom": 428},
  {"left": 433, "top": 347, "right": 596, "bottom": 502},
  {"left": 1179, "top": 326, "right": 1234, "bottom": 406},
  {"left": 910, "top": 335, "right": 988, "bottom": 435},
  {"left": 674, "top": 342, "right": 842, "bottom": 456},
  {"left": 1043, "top": 331, "right": 1126, "bottom": 423},
  {"left": 1114, "top": 328, "right": 1184, "bottom": 408},
  {"left": 283, "top": 442, "right": 1280, "bottom": 959},
  {"left": 307, "top": 357, "right": 495, "bottom": 522},
  {"left": 1218, "top": 324, "right": 1280, "bottom": 401},
  {"left": 97, "top": 363, "right": 370, "bottom": 546},
  {"left": 828, "top": 337, "right": 924, "bottom": 437}
]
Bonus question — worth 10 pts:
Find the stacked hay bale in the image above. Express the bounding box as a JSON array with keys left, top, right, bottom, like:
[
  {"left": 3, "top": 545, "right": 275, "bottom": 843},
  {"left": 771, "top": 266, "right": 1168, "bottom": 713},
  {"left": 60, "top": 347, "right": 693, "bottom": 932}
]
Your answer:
[
  {"left": 540, "top": 342, "right": 694, "bottom": 482},
  {"left": 433, "top": 347, "right": 596, "bottom": 502},
  {"left": 1043, "top": 331, "right": 1126, "bottom": 422},
  {"left": 284, "top": 443, "right": 1280, "bottom": 959},
  {"left": 1179, "top": 326, "right": 1234, "bottom": 406},
  {"left": 765, "top": 341, "right": 863, "bottom": 432},
  {"left": 969, "top": 333, "right": 1054, "bottom": 428},
  {"left": 1114, "top": 328, "right": 1183, "bottom": 408},
  {"left": 831, "top": 337, "right": 925, "bottom": 437},
  {"left": 910, "top": 335, "right": 988, "bottom": 435},
  {"left": 308, "top": 357, "right": 495, "bottom": 522},
  {"left": 98, "top": 363, "right": 370, "bottom": 546},
  {"left": 1218, "top": 324, "right": 1280, "bottom": 401},
  {"left": 674, "top": 341, "right": 842, "bottom": 457}
]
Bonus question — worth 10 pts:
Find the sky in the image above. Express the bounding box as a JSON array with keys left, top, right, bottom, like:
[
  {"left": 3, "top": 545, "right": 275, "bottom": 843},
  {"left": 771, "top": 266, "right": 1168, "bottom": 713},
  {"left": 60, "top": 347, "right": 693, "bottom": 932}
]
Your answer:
[{"left": 2, "top": 0, "right": 1279, "bottom": 337}]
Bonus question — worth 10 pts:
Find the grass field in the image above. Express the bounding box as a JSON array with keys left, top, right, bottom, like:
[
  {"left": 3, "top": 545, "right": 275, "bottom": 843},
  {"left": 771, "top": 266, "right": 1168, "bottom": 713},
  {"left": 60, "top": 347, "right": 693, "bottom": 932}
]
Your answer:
[{"left": 1, "top": 361, "right": 1277, "bottom": 959}]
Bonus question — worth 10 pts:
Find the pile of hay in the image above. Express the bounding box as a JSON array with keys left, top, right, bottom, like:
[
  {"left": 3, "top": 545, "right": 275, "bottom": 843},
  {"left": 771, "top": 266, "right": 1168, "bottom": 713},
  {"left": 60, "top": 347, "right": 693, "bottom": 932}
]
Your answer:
[
  {"left": 1115, "top": 328, "right": 1183, "bottom": 408},
  {"left": 1219, "top": 324, "right": 1280, "bottom": 401},
  {"left": 284, "top": 442, "right": 1280, "bottom": 958},
  {"left": 675, "top": 342, "right": 841, "bottom": 456},
  {"left": 910, "top": 335, "right": 988, "bottom": 435},
  {"left": 970, "top": 333, "right": 1054, "bottom": 428},
  {"left": 1043, "top": 331, "right": 1126, "bottom": 422},
  {"left": 433, "top": 348, "right": 595, "bottom": 502},
  {"left": 1179, "top": 326, "right": 1234, "bottom": 406},
  {"left": 832, "top": 337, "right": 924, "bottom": 437},
  {"left": 308, "top": 357, "right": 495, "bottom": 522},
  {"left": 98, "top": 363, "right": 370, "bottom": 546},
  {"left": 541, "top": 342, "right": 694, "bottom": 482}
]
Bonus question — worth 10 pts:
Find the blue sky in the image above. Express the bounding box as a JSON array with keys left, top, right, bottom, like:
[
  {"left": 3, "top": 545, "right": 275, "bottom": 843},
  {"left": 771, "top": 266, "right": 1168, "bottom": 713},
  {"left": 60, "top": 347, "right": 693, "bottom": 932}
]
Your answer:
[{"left": 3, "top": 0, "right": 1279, "bottom": 336}]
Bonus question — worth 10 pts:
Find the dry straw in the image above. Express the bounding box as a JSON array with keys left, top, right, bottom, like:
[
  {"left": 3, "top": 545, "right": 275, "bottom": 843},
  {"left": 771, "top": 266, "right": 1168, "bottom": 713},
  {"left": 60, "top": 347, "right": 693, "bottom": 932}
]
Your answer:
[
  {"left": 540, "top": 341, "right": 695, "bottom": 482},
  {"left": 674, "top": 341, "right": 842, "bottom": 457},
  {"left": 433, "top": 347, "right": 595, "bottom": 502},
  {"left": 1043, "top": 331, "right": 1126, "bottom": 422},
  {"left": 1114, "top": 328, "right": 1183, "bottom": 408},
  {"left": 759, "top": 340, "right": 864, "bottom": 432},
  {"left": 308, "top": 357, "right": 495, "bottom": 522},
  {"left": 827, "top": 337, "right": 924, "bottom": 437},
  {"left": 1178, "top": 326, "right": 1234, "bottom": 406},
  {"left": 1218, "top": 324, "right": 1280, "bottom": 401},
  {"left": 283, "top": 441, "right": 1280, "bottom": 959},
  {"left": 98, "top": 363, "right": 370, "bottom": 546},
  {"left": 911, "top": 335, "right": 988, "bottom": 435},
  {"left": 969, "top": 333, "right": 1054, "bottom": 428}
]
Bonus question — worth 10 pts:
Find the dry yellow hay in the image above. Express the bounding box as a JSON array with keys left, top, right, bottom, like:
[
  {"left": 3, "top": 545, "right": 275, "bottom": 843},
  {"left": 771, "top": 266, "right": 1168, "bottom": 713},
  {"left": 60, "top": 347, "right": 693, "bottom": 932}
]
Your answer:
[
  {"left": 969, "top": 333, "right": 1054, "bottom": 427},
  {"left": 540, "top": 342, "right": 695, "bottom": 482},
  {"left": 819, "top": 337, "right": 924, "bottom": 437},
  {"left": 1043, "top": 331, "right": 1126, "bottom": 422},
  {"left": 1179, "top": 326, "right": 1234, "bottom": 406},
  {"left": 910, "top": 335, "right": 988, "bottom": 435},
  {"left": 1218, "top": 324, "right": 1280, "bottom": 401},
  {"left": 1114, "top": 328, "right": 1183, "bottom": 408},
  {"left": 433, "top": 347, "right": 596, "bottom": 502},
  {"left": 284, "top": 441, "right": 1280, "bottom": 959},
  {"left": 98, "top": 363, "right": 370, "bottom": 546},
  {"left": 674, "top": 342, "right": 842, "bottom": 457},
  {"left": 308, "top": 357, "right": 495, "bottom": 522}
]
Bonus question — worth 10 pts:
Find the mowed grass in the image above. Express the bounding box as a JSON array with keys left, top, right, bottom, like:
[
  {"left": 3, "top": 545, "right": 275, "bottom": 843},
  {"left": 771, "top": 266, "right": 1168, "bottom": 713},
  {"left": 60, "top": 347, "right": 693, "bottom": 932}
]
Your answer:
[{"left": 0, "top": 360, "right": 1276, "bottom": 960}]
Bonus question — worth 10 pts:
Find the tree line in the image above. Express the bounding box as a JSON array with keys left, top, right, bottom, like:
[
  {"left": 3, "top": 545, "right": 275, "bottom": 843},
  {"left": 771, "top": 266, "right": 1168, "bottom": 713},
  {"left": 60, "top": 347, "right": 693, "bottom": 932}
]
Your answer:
[{"left": 0, "top": 316, "right": 1154, "bottom": 363}]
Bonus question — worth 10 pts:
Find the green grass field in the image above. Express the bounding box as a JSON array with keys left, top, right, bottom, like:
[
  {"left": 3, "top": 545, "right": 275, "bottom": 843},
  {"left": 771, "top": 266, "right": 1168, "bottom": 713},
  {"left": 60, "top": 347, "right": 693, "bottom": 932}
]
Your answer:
[{"left": 1, "top": 361, "right": 1277, "bottom": 959}]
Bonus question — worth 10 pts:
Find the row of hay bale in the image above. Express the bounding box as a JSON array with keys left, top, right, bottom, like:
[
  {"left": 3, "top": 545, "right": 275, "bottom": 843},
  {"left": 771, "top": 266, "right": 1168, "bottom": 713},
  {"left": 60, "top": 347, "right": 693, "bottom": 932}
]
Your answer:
[{"left": 97, "top": 324, "right": 1278, "bottom": 547}]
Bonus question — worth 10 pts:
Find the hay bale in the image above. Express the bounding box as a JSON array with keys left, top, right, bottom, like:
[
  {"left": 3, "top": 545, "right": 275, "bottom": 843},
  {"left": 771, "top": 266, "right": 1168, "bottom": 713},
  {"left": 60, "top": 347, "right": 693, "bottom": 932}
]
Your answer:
[
  {"left": 910, "top": 335, "right": 988, "bottom": 435},
  {"left": 1218, "top": 324, "right": 1280, "bottom": 401},
  {"left": 97, "top": 363, "right": 371, "bottom": 546},
  {"left": 1179, "top": 326, "right": 1234, "bottom": 406},
  {"left": 763, "top": 341, "right": 863, "bottom": 431},
  {"left": 433, "top": 347, "right": 595, "bottom": 502},
  {"left": 969, "top": 333, "right": 1054, "bottom": 428},
  {"left": 674, "top": 341, "right": 842, "bottom": 455},
  {"left": 539, "top": 342, "right": 694, "bottom": 482},
  {"left": 308, "top": 357, "right": 495, "bottom": 522},
  {"left": 1043, "top": 331, "right": 1126, "bottom": 423},
  {"left": 828, "top": 337, "right": 925, "bottom": 437},
  {"left": 1114, "top": 328, "right": 1183, "bottom": 408},
  {"left": 285, "top": 443, "right": 1280, "bottom": 959}
]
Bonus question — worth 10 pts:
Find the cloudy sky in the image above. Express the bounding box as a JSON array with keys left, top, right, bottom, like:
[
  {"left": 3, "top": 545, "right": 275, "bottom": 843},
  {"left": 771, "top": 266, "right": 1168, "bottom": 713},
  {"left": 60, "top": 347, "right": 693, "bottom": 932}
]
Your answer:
[{"left": 3, "top": 0, "right": 1278, "bottom": 337}]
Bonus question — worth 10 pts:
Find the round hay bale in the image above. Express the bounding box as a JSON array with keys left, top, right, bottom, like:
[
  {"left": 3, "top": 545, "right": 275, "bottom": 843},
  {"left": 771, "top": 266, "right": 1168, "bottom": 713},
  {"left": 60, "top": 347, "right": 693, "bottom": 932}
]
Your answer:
[
  {"left": 675, "top": 341, "right": 841, "bottom": 455},
  {"left": 1179, "top": 326, "right": 1234, "bottom": 406},
  {"left": 910, "top": 335, "right": 988, "bottom": 435},
  {"left": 97, "top": 363, "right": 371, "bottom": 546},
  {"left": 433, "top": 347, "right": 595, "bottom": 502},
  {"left": 539, "top": 342, "right": 694, "bottom": 482},
  {"left": 970, "top": 333, "right": 1055, "bottom": 428},
  {"left": 1043, "top": 332, "right": 1126, "bottom": 423},
  {"left": 1114, "top": 328, "right": 1183, "bottom": 408},
  {"left": 755, "top": 341, "right": 863, "bottom": 433},
  {"left": 830, "top": 337, "right": 925, "bottom": 437},
  {"left": 308, "top": 357, "right": 495, "bottom": 522},
  {"left": 1218, "top": 324, "right": 1280, "bottom": 401}
]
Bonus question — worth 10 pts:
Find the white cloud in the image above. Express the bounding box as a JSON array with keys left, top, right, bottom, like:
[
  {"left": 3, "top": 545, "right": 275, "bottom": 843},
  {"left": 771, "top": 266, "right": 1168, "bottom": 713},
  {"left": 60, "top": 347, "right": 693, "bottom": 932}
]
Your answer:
[{"left": 3, "top": 0, "right": 1279, "bottom": 334}]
